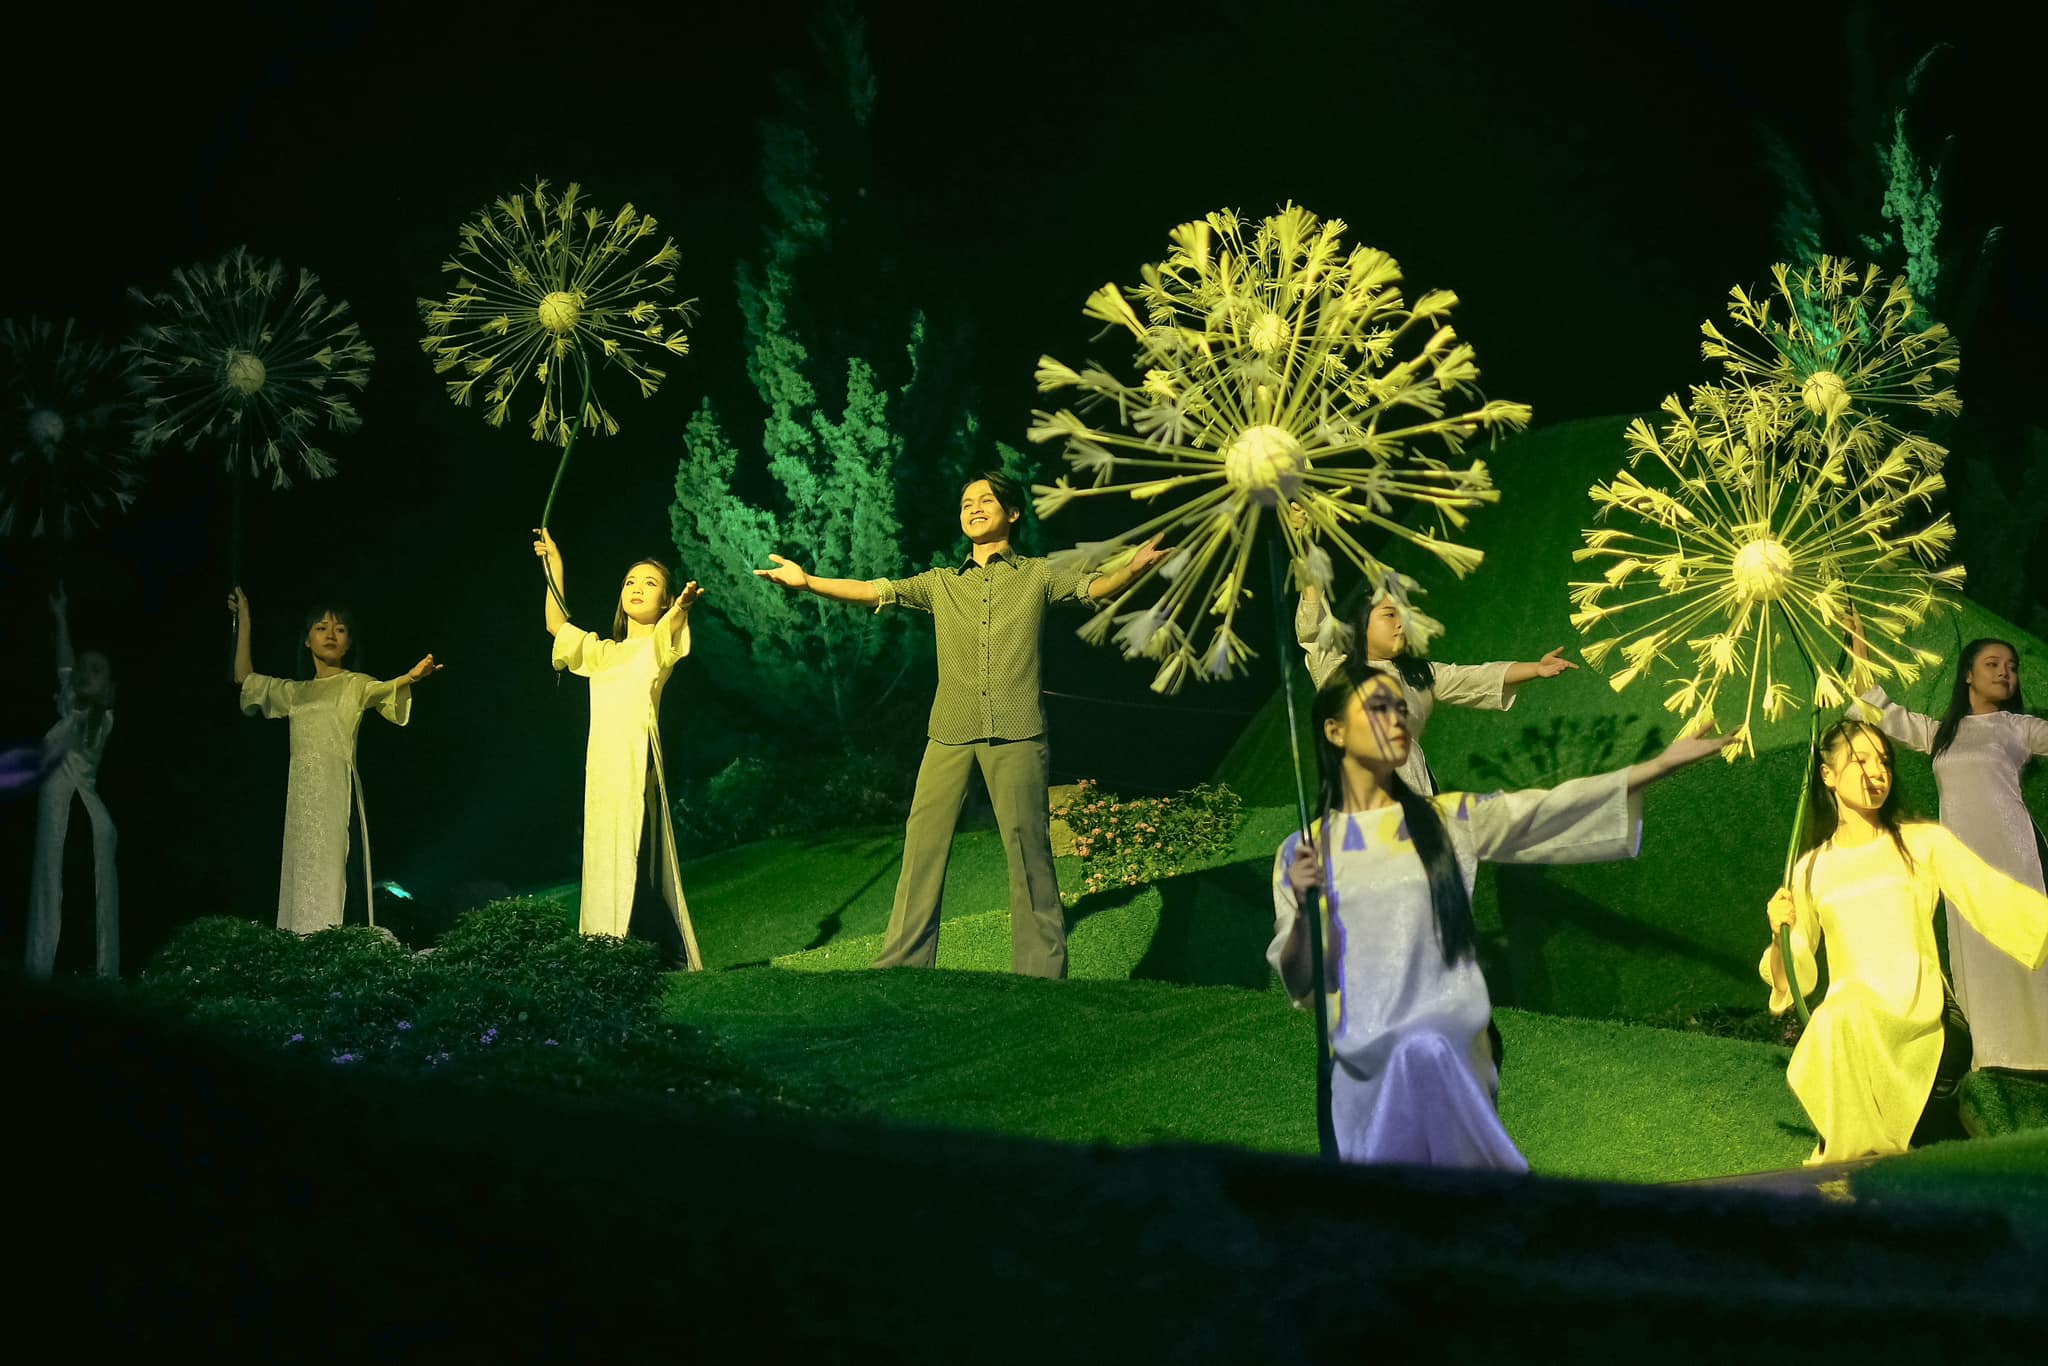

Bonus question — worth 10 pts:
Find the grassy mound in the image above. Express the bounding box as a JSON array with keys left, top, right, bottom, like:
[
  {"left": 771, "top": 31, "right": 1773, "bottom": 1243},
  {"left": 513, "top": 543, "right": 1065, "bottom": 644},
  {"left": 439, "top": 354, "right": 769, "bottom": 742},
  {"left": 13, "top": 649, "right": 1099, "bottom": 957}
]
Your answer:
[
  {"left": 1215, "top": 416, "right": 2048, "bottom": 1021},
  {"left": 667, "top": 964, "right": 1817, "bottom": 1181}
]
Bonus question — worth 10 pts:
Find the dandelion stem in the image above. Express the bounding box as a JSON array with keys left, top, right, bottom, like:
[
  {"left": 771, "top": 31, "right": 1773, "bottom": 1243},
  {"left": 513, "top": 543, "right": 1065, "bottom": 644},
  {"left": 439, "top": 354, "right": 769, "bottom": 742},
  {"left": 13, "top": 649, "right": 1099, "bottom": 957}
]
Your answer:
[
  {"left": 1268, "top": 532, "right": 1336, "bottom": 1161},
  {"left": 1774, "top": 600, "right": 1821, "bottom": 1027}
]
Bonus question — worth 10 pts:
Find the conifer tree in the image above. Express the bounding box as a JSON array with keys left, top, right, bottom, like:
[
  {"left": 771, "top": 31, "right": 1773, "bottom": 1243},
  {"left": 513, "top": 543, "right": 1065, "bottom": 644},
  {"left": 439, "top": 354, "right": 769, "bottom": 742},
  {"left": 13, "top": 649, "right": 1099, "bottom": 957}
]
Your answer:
[{"left": 671, "top": 6, "right": 1034, "bottom": 737}]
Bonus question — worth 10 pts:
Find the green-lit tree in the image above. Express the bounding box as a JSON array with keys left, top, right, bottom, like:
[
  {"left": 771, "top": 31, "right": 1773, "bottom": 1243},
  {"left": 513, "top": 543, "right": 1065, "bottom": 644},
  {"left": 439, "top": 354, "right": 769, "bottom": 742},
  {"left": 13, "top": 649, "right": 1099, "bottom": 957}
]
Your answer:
[
  {"left": 1760, "top": 30, "right": 2000, "bottom": 335},
  {"left": 670, "top": 5, "right": 1035, "bottom": 739},
  {"left": 1758, "top": 16, "right": 2044, "bottom": 631}
]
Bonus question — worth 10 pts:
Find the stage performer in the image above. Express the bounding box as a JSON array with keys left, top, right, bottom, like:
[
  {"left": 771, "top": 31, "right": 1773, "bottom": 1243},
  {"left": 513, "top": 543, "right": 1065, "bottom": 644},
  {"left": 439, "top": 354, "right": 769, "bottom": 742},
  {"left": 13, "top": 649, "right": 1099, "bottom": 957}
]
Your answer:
[
  {"left": 1270, "top": 659, "right": 1733, "bottom": 1169},
  {"left": 1847, "top": 612, "right": 2048, "bottom": 1071},
  {"left": 232, "top": 587, "right": 440, "bottom": 934},
  {"left": 1765, "top": 718, "right": 2048, "bottom": 1163},
  {"left": 535, "top": 529, "right": 703, "bottom": 970},
  {"left": 1296, "top": 580, "right": 1575, "bottom": 797},
  {"left": 25, "top": 583, "right": 120, "bottom": 979},
  {"left": 754, "top": 472, "right": 1164, "bottom": 978}
]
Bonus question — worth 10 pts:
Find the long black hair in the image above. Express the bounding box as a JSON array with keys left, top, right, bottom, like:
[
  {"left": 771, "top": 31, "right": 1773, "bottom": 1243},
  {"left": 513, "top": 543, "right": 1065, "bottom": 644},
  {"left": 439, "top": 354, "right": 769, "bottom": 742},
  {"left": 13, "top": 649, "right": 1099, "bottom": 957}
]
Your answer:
[
  {"left": 297, "top": 601, "right": 362, "bottom": 678},
  {"left": 1931, "top": 638, "right": 2027, "bottom": 761},
  {"left": 1311, "top": 658, "right": 1476, "bottom": 965},
  {"left": 610, "top": 555, "right": 678, "bottom": 641},
  {"left": 1798, "top": 717, "right": 1916, "bottom": 897}
]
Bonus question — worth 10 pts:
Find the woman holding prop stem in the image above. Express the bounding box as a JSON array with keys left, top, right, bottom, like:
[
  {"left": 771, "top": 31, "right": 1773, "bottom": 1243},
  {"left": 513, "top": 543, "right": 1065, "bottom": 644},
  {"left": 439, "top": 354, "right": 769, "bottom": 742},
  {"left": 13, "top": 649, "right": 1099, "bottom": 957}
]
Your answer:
[
  {"left": 1762, "top": 716, "right": 2048, "bottom": 1161},
  {"left": 1841, "top": 603, "right": 2048, "bottom": 1071},
  {"left": 1271, "top": 659, "right": 1737, "bottom": 1169}
]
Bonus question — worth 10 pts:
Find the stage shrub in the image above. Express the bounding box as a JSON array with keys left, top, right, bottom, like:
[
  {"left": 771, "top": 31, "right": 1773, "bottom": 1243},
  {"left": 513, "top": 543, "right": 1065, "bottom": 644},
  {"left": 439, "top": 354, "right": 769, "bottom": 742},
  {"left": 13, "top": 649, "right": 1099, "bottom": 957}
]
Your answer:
[
  {"left": 135, "top": 900, "right": 826, "bottom": 1114},
  {"left": 1054, "top": 779, "right": 1244, "bottom": 901}
]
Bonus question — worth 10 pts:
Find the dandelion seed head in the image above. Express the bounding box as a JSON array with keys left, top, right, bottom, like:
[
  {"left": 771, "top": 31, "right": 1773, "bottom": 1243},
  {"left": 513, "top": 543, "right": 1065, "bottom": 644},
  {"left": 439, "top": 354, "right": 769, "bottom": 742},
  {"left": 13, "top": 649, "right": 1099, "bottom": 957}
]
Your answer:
[
  {"left": 1801, "top": 370, "right": 1849, "bottom": 425},
  {"left": 1249, "top": 311, "right": 1289, "bottom": 353},
  {"left": 224, "top": 351, "right": 267, "bottom": 396},
  {"left": 1730, "top": 538, "right": 1794, "bottom": 603},
  {"left": 538, "top": 292, "right": 582, "bottom": 336},
  {"left": 1223, "top": 424, "right": 1306, "bottom": 506}
]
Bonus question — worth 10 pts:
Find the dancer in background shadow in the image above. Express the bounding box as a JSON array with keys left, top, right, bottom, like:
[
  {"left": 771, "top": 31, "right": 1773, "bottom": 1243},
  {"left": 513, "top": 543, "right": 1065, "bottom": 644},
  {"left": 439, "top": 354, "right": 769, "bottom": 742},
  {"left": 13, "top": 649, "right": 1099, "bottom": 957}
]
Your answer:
[
  {"left": 232, "top": 587, "right": 441, "bottom": 934},
  {"left": 26, "top": 583, "right": 119, "bottom": 979},
  {"left": 1271, "top": 659, "right": 1733, "bottom": 1169},
  {"left": 1847, "top": 610, "right": 2048, "bottom": 1072},
  {"left": 1766, "top": 718, "right": 2048, "bottom": 1163}
]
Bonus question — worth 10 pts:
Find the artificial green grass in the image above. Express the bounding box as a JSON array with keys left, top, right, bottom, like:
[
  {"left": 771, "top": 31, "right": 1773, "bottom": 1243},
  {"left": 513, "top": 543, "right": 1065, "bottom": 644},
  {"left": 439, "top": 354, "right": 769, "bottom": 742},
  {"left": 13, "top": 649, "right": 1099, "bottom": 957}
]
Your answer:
[
  {"left": 1214, "top": 416, "right": 2048, "bottom": 1022},
  {"left": 1852, "top": 1130, "right": 2048, "bottom": 1248},
  {"left": 655, "top": 788, "right": 2045, "bottom": 1184},
  {"left": 666, "top": 963, "right": 1816, "bottom": 1181}
]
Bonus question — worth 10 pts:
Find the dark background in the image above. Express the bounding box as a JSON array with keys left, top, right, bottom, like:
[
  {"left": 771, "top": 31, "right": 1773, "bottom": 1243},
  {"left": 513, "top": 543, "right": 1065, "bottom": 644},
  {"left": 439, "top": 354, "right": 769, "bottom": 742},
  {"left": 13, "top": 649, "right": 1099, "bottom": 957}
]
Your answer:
[{"left": 5, "top": 0, "right": 2043, "bottom": 968}]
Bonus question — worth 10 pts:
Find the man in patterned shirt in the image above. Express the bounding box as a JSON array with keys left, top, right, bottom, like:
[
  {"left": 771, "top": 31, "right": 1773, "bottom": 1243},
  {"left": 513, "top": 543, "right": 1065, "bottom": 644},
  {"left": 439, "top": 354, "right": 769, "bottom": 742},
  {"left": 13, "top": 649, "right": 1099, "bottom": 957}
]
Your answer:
[{"left": 755, "top": 473, "right": 1165, "bottom": 977}]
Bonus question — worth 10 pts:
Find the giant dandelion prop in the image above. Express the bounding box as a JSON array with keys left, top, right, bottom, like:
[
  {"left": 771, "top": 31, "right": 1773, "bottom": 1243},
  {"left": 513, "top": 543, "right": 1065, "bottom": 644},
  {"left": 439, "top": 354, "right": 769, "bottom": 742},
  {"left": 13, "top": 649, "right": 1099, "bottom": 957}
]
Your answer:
[
  {"left": 1572, "top": 374, "right": 1964, "bottom": 1019},
  {"left": 1030, "top": 204, "right": 1530, "bottom": 1157},
  {"left": 1701, "top": 254, "right": 1959, "bottom": 476},
  {"left": 418, "top": 178, "right": 695, "bottom": 537},
  {"left": 126, "top": 246, "right": 375, "bottom": 583},
  {"left": 1031, "top": 205, "right": 1528, "bottom": 695},
  {"left": 1571, "top": 381, "right": 1959, "bottom": 758},
  {"left": 1, "top": 316, "right": 143, "bottom": 544}
]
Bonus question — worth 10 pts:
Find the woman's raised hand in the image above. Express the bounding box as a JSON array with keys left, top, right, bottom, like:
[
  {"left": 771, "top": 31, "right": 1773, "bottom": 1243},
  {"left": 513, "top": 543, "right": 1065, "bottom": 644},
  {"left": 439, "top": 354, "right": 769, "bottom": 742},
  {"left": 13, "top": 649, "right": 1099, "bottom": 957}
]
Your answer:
[
  {"left": 1531, "top": 647, "right": 1579, "bottom": 679},
  {"left": 753, "top": 554, "right": 809, "bottom": 591},
  {"left": 403, "top": 653, "right": 444, "bottom": 685},
  {"left": 1766, "top": 888, "right": 1796, "bottom": 933},
  {"left": 227, "top": 586, "right": 250, "bottom": 619},
  {"left": 672, "top": 580, "right": 705, "bottom": 613},
  {"left": 532, "top": 528, "right": 564, "bottom": 576}
]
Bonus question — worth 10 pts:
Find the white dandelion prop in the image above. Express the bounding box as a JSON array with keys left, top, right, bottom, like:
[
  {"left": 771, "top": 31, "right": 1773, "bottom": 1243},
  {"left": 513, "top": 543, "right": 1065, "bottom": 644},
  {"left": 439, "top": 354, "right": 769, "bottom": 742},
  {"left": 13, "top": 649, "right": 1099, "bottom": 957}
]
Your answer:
[
  {"left": 418, "top": 178, "right": 695, "bottom": 529},
  {"left": 1, "top": 317, "right": 142, "bottom": 541},
  {"left": 1030, "top": 204, "right": 1529, "bottom": 695},
  {"left": 1033, "top": 204, "right": 1530, "bottom": 1161},
  {"left": 1702, "top": 255, "right": 1959, "bottom": 475},
  {"left": 1571, "top": 381, "right": 1959, "bottom": 762},
  {"left": 127, "top": 246, "right": 374, "bottom": 492}
]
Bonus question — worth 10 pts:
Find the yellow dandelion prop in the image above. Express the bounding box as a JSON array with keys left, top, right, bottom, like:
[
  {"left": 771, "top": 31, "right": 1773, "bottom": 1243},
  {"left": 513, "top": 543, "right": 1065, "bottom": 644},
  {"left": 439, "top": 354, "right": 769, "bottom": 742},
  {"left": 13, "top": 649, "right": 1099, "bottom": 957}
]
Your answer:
[
  {"left": 1571, "top": 382, "right": 1959, "bottom": 759},
  {"left": 1701, "top": 255, "right": 1959, "bottom": 474},
  {"left": 127, "top": 246, "right": 374, "bottom": 490},
  {"left": 418, "top": 178, "right": 695, "bottom": 527},
  {"left": 1029, "top": 205, "right": 1530, "bottom": 693},
  {"left": 1, "top": 317, "right": 143, "bottom": 541}
]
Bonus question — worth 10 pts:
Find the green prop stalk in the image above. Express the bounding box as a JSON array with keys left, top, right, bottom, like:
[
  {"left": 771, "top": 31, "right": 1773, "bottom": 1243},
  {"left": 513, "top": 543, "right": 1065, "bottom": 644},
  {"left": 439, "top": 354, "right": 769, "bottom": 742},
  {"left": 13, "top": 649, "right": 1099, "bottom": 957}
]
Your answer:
[
  {"left": 1268, "top": 538, "right": 1339, "bottom": 1162},
  {"left": 536, "top": 366, "right": 591, "bottom": 621},
  {"left": 226, "top": 459, "right": 244, "bottom": 682},
  {"left": 1775, "top": 604, "right": 1824, "bottom": 1026}
]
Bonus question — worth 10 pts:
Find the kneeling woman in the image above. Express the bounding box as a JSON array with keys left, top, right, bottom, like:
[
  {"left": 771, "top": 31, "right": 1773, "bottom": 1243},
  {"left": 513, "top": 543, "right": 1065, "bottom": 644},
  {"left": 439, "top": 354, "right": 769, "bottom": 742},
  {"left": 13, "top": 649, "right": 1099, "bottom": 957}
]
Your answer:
[
  {"left": 1765, "top": 719, "right": 2048, "bottom": 1164},
  {"left": 1269, "top": 660, "right": 1731, "bottom": 1169}
]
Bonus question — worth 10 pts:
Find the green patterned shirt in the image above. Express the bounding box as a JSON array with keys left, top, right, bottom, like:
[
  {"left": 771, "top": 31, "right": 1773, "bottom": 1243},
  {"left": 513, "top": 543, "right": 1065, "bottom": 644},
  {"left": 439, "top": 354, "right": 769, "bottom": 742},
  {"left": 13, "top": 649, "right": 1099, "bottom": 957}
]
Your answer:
[{"left": 873, "top": 549, "right": 1098, "bottom": 743}]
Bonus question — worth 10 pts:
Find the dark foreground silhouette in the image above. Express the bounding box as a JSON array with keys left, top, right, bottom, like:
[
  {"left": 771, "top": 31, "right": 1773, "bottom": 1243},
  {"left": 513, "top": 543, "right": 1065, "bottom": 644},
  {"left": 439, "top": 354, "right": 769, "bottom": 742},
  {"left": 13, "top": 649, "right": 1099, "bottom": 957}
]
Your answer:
[{"left": 8, "top": 975, "right": 2044, "bottom": 1362}]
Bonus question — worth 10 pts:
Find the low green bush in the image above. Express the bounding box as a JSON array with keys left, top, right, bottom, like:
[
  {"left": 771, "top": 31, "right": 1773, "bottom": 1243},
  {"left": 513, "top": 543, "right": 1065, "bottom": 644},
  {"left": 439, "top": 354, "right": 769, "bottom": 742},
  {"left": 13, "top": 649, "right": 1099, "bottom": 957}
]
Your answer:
[
  {"left": 1054, "top": 779, "right": 1245, "bottom": 900},
  {"left": 136, "top": 899, "right": 840, "bottom": 1116}
]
